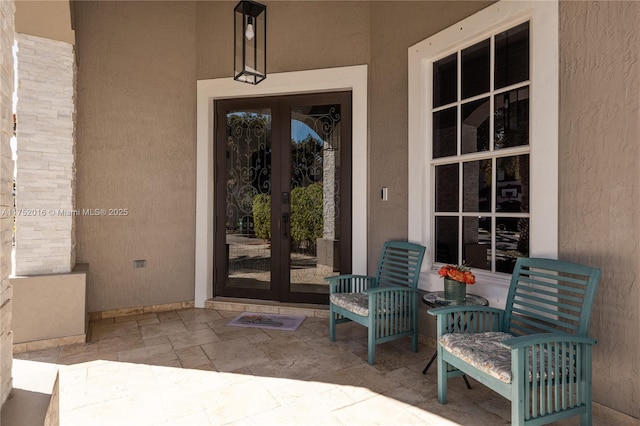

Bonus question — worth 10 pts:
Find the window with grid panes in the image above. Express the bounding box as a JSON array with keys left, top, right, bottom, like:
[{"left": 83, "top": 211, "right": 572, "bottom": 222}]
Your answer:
[{"left": 432, "top": 22, "right": 530, "bottom": 274}]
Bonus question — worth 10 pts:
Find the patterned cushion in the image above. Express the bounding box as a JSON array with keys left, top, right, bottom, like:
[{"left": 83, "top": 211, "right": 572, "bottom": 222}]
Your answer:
[
  {"left": 330, "top": 293, "right": 369, "bottom": 316},
  {"left": 439, "top": 332, "right": 571, "bottom": 384},
  {"left": 440, "top": 332, "right": 513, "bottom": 382}
]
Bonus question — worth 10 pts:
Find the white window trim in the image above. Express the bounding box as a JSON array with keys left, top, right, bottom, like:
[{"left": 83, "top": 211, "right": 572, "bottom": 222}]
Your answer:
[
  {"left": 408, "top": 1, "right": 558, "bottom": 308},
  {"left": 195, "top": 65, "right": 368, "bottom": 307}
]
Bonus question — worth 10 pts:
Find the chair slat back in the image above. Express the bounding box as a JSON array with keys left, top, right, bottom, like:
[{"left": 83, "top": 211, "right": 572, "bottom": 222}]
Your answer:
[
  {"left": 503, "top": 257, "right": 601, "bottom": 337},
  {"left": 375, "top": 241, "right": 426, "bottom": 289}
]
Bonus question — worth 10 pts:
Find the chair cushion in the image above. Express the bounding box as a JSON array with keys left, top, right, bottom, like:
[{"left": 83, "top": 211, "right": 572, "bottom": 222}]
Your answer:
[
  {"left": 330, "top": 293, "right": 369, "bottom": 316},
  {"left": 439, "top": 331, "right": 572, "bottom": 384},
  {"left": 440, "top": 332, "right": 513, "bottom": 382}
]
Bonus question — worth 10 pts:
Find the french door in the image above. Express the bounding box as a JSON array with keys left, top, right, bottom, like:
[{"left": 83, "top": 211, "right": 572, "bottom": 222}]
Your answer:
[{"left": 214, "top": 92, "right": 352, "bottom": 304}]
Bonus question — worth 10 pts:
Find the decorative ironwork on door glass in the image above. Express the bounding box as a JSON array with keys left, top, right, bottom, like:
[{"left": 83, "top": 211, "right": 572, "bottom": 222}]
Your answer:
[
  {"left": 225, "top": 109, "right": 272, "bottom": 290},
  {"left": 289, "top": 104, "right": 342, "bottom": 294}
]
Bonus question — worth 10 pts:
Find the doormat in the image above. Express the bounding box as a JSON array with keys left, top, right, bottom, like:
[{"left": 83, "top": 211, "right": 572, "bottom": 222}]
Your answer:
[{"left": 227, "top": 312, "right": 306, "bottom": 332}]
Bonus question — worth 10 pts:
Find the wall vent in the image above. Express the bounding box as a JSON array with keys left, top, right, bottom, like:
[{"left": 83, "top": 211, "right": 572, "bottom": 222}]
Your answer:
[{"left": 133, "top": 260, "right": 146, "bottom": 268}]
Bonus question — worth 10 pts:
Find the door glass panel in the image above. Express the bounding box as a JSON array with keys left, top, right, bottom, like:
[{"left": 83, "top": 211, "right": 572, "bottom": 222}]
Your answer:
[
  {"left": 289, "top": 104, "right": 341, "bottom": 294},
  {"left": 225, "top": 109, "right": 272, "bottom": 291}
]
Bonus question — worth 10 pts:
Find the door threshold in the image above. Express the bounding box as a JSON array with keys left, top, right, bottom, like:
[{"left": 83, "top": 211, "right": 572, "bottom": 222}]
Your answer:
[{"left": 205, "top": 297, "right": 329, "bottom": 319}]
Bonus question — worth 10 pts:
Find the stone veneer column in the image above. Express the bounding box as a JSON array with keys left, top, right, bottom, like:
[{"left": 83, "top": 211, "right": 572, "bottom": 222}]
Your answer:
[
  {"left": 0, "top": 0, "right": 15, "bottom": 407},
  {"left": 14, "top": 33, "right": 75, "bottom": 275}
]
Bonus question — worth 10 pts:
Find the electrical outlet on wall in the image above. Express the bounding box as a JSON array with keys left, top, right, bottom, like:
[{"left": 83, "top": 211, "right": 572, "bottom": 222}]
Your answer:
[{"left": 133, "top": 260, "right": 146, "bottom": 268}]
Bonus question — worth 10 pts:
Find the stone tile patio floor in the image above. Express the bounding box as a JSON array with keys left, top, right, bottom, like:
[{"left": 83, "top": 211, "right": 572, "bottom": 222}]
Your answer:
[{"left": 12, "top": 308, "right": 630, "bottom": 425}]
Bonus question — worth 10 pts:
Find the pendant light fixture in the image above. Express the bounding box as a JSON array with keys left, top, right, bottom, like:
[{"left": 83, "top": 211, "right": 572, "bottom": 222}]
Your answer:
[{"left": 234, "top": 1, "right": 266, "bottom": 85}]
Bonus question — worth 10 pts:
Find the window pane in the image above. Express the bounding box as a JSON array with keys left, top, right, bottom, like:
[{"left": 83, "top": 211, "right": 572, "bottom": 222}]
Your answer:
[
  {"left": 463, "top": 159, "right": 491, "bottom": 212},
  {"left": 463, "top": 216, "right": 491, "bottom": 270},
  {"left": 433, "top": 107, "right": 457, "bottom": 158},
  {"left": 435, "top": 216, "right": 458, "bottom": 264},
  {"left": 431, "top": 22, "right": 533, "bottom": 277},
  {"left": 433, "top": 53, "right": 457, "bottom": 108},
  {"left": 496, "top": 217, "right": 529, "bottom": 273},
  {"left": 496, "top": 155, "right": 529, "bottom": 213},
  {"left": 461, "top": 39, "right": 490, "bottom": 99},
  {"left": 461, "top": 98, "right": 490, "bottom": 154},
  {"left": 495, "top": 22, "right": 530, "bottom": 89},
  {"left": 435, "top": 163, "right": 459, "bottom": 212},
  {"left": 494, "top": 86, "right": 529, "bottom": 149}
]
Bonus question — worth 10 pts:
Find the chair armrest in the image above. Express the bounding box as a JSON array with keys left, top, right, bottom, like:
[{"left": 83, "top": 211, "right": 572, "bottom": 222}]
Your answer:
[
  {"left": 501, "top": 333, "right": 597, "bottom": 389},
  {"left": 325, "top": 275, "right": 377, "bottom": 293},
  {"left": 501, "top": 333, "right": 597, "bottom": 349},
  {"left": 364, "top": 286, "right": 418, "bottom": 295},
  {"left": 428, "top": 306, "right": 505, "bottom": 336}
]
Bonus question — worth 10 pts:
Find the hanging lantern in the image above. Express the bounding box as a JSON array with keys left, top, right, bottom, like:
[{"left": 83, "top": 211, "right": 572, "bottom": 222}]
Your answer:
[{"left": 234, "top": 0, "right": 266, "bottom": 85}]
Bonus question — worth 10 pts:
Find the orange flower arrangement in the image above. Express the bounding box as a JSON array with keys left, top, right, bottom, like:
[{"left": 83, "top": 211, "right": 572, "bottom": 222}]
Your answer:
[{"left": 438, "top": 264, "right": 476, "bottom": 285}]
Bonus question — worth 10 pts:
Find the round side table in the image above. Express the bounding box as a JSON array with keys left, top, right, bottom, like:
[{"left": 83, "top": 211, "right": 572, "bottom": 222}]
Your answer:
[
  {"left": 421, "top": 291, "right": 489, "bottom": 389},
  {"left": 422, "top": 291, "right": 489, "bottom": 308}
]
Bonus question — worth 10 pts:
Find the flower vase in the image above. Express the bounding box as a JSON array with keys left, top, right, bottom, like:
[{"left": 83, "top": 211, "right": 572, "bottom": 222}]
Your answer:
[{"left": 444, "top": 278, "right": 466, "bottom": 303}]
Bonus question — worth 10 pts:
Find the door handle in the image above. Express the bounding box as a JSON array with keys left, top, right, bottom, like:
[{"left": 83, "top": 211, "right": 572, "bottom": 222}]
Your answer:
[{"left": 282, "top": 213, "right": 289, "bottom": 239}]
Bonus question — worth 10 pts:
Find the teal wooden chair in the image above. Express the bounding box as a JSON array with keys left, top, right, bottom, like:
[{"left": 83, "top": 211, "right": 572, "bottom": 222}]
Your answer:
[
  {"left": 326, "top": 241, "right": 426, "bottom": 365},
  {"left": 428, "top": 257, "right": 601, "bottom": 425}
]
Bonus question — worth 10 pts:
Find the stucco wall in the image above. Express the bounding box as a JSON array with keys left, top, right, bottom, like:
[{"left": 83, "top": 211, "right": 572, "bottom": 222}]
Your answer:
[
  {"left": 11, "top": 266, "right": 86, "bottom": 345},
  {"left": 368, "top": 1, "right": 493, "bottom": 271},
  {"left": 195, "top": 1, "right": 371, "bottom": 80},
  {"left": 74, "top": 1, "right": 197, "bottom": 312},
  {"left": 559, "top": 1, "right": 640, "bottom": 418},
  {"left": 14, "top": 0, "right": 74, "bottom": 45}
]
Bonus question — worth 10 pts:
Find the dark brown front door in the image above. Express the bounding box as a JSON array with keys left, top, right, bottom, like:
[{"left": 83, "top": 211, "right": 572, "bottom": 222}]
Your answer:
[{"left": 214, "top": 92, "right": 352, "bottom": 304}]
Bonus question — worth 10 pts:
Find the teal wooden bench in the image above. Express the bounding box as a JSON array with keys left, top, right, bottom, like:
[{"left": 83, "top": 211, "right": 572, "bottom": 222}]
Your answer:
[
  {"left": 326, "top": 241, "right": 426, "bottom": 365},
  {"left": 428, "top": 257, "right": 601, "bottom": 425}
]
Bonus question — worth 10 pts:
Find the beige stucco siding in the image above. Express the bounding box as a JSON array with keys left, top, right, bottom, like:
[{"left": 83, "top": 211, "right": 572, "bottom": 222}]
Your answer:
[
  {"left": 558, "top": 1, "right": 640, "bottom": 418},
  {"left": 368, "top": 1, "right": 494, "bottom": 271},
  {"left": 14, "top": 0, "right": 74, "bottom": 45},
  {"left": 195, "top": 1, "right": 371, "bottom": 79},
  {"left": 74, "top": 1, "right": 197, "bottom": 311},
  {"left": 11, "top": 268, "right": 87, "bottom": 345}
]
